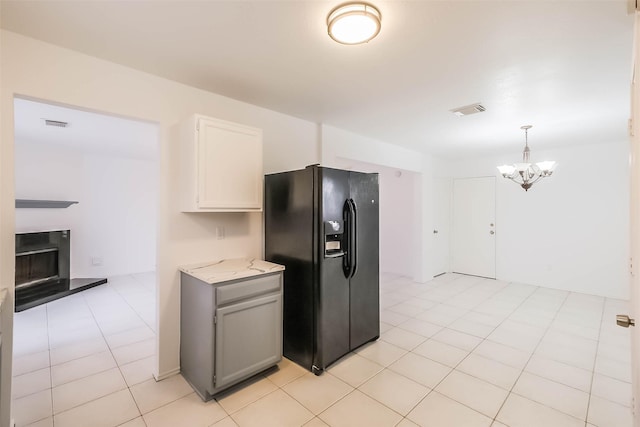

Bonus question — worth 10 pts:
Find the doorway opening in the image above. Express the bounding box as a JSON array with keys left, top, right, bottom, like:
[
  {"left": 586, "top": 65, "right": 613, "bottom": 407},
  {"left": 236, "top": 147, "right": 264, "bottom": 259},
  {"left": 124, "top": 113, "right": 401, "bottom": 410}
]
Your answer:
[
  {"left": 11, "top": 96, "right": 159, "bottom": 426},
  {"left": 332, "top": 157, "right": 417, "bottom": 281}
]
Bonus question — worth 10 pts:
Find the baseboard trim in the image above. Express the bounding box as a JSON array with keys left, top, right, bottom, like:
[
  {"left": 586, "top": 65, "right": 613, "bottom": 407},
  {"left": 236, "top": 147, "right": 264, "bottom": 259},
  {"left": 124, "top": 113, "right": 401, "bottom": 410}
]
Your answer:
[{"left": 154, "top": 367, "right": 181, "bottom": 381}]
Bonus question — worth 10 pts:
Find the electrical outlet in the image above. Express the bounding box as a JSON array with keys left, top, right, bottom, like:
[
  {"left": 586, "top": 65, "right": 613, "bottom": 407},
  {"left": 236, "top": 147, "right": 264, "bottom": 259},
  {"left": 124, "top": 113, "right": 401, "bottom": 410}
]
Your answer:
[
  {"left": 91, "top": 256, "right": 103, "bottom": 266},
  {"left": 216, "top": 226, "right": 225, "bottom": 240}
]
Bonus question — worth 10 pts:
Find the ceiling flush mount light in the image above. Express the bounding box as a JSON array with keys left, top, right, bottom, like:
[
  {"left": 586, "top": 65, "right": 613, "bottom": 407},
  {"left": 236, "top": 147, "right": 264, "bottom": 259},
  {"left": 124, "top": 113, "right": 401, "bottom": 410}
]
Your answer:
[
  {"left": 497, "top": 125, "right": 556, "bottom": 191},
  {"left": 327, "top": 2, "right": 381, "bottom": 45}
]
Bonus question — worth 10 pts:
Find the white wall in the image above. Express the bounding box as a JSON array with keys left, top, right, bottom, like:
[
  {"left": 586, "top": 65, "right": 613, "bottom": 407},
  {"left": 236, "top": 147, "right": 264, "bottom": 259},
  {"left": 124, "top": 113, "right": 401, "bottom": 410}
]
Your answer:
[
  {"left": 321, "top": 124, "right": 423, "bottom": 173},
  {"left": 331, "top": 157, "right": 417, "bottom": 277},
  {"left": 449, "top": 141, "right": 629, "bottom": 299},
  {"left": 379, "top": 168, "right": 416, "bottom": 276},
  {"left": 14, "top": 141, "right": 157, "bottom": 277},
  {"left": 0, "top": 25, "right": 10, "bottom": 427},
  {"left": 319, "top": 125, "right": 437, "bottom": 281},
  {"left": 0, "top": 30, "right": 320, "bottom": 389}
]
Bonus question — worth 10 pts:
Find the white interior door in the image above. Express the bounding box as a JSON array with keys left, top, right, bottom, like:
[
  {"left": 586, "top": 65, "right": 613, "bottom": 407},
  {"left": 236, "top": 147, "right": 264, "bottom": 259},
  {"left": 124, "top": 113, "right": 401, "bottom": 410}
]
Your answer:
[
  {"left": 433, "top": 178, "right": 451, "bottom": 276},
  {"left": 629, "top": 11, "right": 640, "bottom": 424},
  {"left": 452, "top": 177, "right": 496, "bottom": 278}
]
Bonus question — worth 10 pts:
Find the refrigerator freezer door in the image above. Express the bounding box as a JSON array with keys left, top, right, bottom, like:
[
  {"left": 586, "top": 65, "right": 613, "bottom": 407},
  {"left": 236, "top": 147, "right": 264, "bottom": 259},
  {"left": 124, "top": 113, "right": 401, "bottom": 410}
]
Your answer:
[
  {"left": 315, "top": 167, "right": 351, "bottom": 370},
  {"left": 264, "top": 169, "right": 315, "bottom": 370},
  {"left": 349, "top": 171, "right": 380, "bottom": 350}
]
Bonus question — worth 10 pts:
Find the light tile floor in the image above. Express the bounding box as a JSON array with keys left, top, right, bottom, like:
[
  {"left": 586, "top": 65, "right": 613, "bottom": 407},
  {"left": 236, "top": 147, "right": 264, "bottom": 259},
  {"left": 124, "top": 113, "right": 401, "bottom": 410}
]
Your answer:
[{"left": 11, "top": 272, "right": 633, "bottom": 427}]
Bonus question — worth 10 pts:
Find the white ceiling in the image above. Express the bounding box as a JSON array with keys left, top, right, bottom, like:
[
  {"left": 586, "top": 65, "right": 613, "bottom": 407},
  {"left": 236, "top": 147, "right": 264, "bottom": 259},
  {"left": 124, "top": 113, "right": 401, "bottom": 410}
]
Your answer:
[
  {"left": 13, "top": 97, "right": 159, "bottom": 160},
  {"left": 1, "top": 1, "right": 633, "bottom": 159}
]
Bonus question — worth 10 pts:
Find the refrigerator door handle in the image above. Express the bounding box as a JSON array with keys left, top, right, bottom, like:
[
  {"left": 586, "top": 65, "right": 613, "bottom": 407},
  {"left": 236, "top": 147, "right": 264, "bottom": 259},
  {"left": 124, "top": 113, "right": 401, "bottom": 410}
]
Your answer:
[
  {"left": 342, "top": 198, "right": 357, "bottom": 279},
  {"left": 342, "top": 199, "right": 355, "bottom": 278},
  {"left": 349, "top": 199, "right": 358, "bottom": 278}
]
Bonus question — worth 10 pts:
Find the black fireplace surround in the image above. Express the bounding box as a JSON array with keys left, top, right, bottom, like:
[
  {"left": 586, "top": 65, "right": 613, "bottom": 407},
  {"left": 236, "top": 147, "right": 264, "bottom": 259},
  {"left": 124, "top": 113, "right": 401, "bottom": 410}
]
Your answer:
[{"left": 15, "top": 230, "right": 107, "bottom": 312}]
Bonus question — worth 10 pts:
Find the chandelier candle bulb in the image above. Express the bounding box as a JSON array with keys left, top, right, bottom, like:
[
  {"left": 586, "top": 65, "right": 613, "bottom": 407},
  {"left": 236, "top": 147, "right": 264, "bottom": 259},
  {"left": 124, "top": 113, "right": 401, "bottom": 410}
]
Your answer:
[
  {"left": 496, "top": 125, "right": 557, "bottom": 191},
  {"left": 497, "top": 165, "right": 516, "bottom": 176},
  {"left": 536, "top": 161, "right": 556, "bottom": 174}
]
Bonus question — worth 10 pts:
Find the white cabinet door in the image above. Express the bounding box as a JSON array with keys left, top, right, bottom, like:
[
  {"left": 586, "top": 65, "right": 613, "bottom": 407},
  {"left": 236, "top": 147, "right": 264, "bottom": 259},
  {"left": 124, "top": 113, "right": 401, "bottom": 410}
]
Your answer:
[{"left": 198, "top": 118, "right": 262, "bottom": 210}]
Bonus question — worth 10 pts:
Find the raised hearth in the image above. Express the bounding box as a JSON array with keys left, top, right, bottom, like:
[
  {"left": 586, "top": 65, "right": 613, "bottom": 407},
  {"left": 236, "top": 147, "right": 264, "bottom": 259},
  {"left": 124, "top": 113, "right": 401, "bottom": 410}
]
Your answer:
[{"left": 15, "top": 277, "right": 107, "bottom": 312}]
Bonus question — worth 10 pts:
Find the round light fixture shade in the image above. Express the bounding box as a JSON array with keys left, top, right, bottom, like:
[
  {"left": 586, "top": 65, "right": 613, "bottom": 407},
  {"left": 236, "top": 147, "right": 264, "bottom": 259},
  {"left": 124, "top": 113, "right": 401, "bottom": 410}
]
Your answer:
[{"left": 327, "top": 3, "right": 381, "bottom": 45}]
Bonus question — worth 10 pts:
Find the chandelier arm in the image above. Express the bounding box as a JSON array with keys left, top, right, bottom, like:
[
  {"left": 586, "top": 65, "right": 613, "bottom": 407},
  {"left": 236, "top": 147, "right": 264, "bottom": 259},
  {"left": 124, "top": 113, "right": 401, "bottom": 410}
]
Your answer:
[
  {"left": 528, "top": 173, "right": 546, "bottom": 185},
  {"left": 508, "top": 173, "right": 524, "bottom": 184}
]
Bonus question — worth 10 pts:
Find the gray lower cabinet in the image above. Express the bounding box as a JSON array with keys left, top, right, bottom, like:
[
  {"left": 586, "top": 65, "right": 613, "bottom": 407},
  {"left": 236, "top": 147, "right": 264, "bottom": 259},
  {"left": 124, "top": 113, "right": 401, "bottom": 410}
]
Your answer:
[{"left": 180, "top": 271, "right": 283, "bottom": 401}]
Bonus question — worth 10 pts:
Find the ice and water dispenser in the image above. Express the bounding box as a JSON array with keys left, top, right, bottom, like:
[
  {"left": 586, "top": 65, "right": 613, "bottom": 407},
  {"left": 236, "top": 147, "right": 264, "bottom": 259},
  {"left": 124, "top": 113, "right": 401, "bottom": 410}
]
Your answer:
[{"left": 324, "top": 220, "right": 344, "bottom": 257}]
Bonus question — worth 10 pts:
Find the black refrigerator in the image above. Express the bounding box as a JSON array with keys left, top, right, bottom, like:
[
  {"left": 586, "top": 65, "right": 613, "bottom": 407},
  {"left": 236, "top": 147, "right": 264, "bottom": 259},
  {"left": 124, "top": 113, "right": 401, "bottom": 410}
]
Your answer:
[{"left": 264, "top": 165, "right": 379, "bottom": 375}]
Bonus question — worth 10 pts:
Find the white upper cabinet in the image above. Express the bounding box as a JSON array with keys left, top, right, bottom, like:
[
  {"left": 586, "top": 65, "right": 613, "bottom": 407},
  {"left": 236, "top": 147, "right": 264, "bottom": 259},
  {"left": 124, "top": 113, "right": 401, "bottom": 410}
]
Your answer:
[{"left": 179, "top": 115, "right": 263, "bottom": 212}]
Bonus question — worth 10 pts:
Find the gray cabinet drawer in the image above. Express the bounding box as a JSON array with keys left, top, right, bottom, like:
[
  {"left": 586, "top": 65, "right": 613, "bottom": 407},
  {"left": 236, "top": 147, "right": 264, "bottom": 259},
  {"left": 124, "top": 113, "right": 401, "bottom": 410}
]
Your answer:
[{"left": 216, "top": 274, "right": 280, "bottom": 306}]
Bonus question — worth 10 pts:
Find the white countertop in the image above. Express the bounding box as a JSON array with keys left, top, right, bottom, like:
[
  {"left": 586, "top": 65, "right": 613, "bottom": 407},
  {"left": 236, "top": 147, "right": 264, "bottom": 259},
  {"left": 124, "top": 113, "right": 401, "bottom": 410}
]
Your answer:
[{"left": 179, "top": 258, "right": 284, "bottom": 284}]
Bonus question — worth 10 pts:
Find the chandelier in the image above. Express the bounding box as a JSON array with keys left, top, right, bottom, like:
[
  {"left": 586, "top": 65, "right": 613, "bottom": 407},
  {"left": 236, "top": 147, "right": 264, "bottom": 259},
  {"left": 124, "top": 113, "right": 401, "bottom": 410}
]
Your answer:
[{"left": 497, "top": 125, "right": 556, "bottom": 191}]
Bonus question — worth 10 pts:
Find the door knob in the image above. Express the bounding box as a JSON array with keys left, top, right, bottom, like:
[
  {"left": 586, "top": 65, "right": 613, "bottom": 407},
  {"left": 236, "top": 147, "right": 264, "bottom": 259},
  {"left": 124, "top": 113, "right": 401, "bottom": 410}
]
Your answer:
[
  {"left": 433, "top": 230, "right": 439, "bottom": 234},
  {"left": 490, "top": 231, "right": 495, "bottom": 235},
  {"left": 616, "top": 314, "right": 635, "bottom": 328}
]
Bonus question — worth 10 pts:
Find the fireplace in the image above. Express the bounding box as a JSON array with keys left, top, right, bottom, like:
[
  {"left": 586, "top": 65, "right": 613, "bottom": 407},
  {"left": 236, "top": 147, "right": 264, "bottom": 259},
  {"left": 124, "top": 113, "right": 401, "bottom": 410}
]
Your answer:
[
  {"left": 16, "top": 230, "right": 70, "bottom": 288},
  {"left": 15, "top": 230, "right": 106, "bottom": 312}
]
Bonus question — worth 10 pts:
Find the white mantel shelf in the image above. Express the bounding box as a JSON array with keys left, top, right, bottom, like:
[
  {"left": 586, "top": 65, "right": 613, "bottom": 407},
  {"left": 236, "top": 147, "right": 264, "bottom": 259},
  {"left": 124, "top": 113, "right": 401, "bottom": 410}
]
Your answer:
[{"left": 179, "top": 258, "right": 284, "bottom": 285}]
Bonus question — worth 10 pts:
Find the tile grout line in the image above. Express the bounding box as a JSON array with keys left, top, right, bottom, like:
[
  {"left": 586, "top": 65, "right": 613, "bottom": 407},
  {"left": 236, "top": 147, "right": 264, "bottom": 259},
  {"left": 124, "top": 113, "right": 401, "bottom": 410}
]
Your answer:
[
  {"left": 14, "top": 273, "right": 628, "bottom": 427},
  {"left": 374, "top": 276, "right": 493, "bottom": 421},
  {"left": 217, "top": 374, "right": 280, "bottom": 423},
  {"left": 47, "top": 302, "right": 55, "bottom": 426},
  {"left": 489, "top": 290, "right": 594, "bottom": 425},
  {"left": 276, "top": 375, "right": 339, "bottom": 423},
  {"left": 381, "top": 276, "right": 574, "bottom": 425},
  {"left": 28, "top": 284, "right": 141, "bottom": 424},
  {"left": 421, "top": 280, "right": 547, "bottom": 424},
  {"left": 9, "top": 307, "right": 50, "bottom": 425},
  {"left": 271, "top": 277, "right": 462, "bottom": 425},
  {"left": 46, "top": 278, "right": 150, "bottom": 427},
  {"left": 375, "top": 275, "right": 523, "bottom": 423},
  {"left": 15, "top": 275, "right": 161, "bottom": 427},
  {"left": 403, "top": 276, "right": 532, "bottom": 424},
  {"left": 79, "top": 277, "right": 148, "bottom": 424},
  {"left": 258, "top": 280, "right": 612, "bottom": 423},
  {"left": 119, "top": 274, "right": 157, "bottom": 332},
  {"left": 583, "top": 297, "right": 608, "bottom": 427},
  {"left": 94, "top": 278, "right": 154, "bottom": 339},
  {"left": 75, "top": 274, "right": 185, "bottom": 425}
]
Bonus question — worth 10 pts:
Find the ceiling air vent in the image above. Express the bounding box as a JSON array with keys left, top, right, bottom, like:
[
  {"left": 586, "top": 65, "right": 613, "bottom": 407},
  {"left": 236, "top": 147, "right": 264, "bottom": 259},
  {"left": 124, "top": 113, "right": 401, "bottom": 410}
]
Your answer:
[
  {"left": 450, "top": 103, "right": 486, "bottom": 117},
  {"left": 44, "top": 119, "right": 69, "bottom": 128}
]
